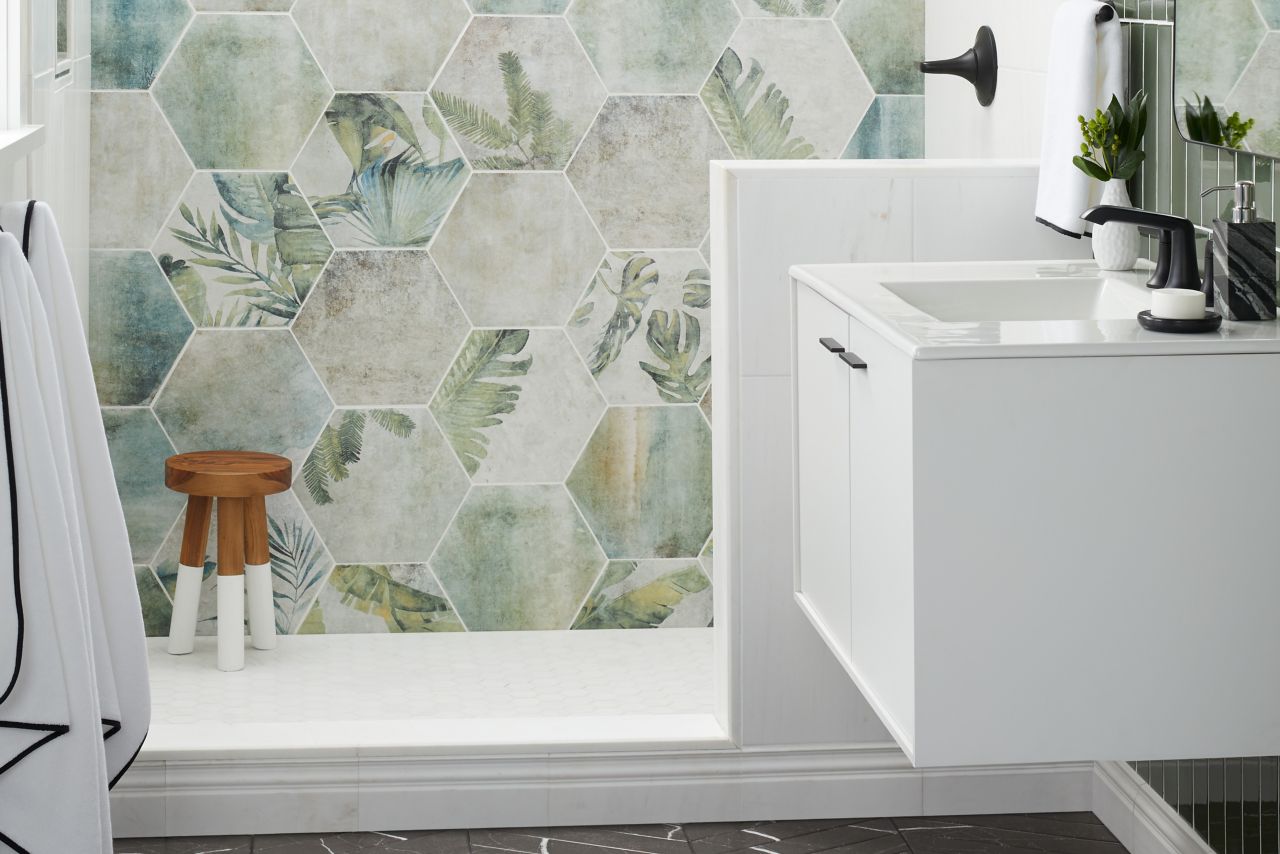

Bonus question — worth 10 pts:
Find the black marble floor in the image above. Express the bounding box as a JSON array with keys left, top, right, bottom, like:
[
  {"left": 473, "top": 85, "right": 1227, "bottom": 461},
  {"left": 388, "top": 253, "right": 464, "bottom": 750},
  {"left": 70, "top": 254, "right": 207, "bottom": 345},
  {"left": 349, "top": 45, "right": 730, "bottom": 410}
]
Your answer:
[{"left": 114, "top": 812, "right": 1130, "bottom": 854}]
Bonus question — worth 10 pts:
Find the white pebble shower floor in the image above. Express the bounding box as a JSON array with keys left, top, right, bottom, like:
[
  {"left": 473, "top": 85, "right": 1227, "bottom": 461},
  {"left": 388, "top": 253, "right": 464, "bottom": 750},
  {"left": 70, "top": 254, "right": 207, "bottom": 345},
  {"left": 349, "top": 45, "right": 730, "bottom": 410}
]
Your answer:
[{"left": 142, "top": 628, "right": 724, "bottom": 758}]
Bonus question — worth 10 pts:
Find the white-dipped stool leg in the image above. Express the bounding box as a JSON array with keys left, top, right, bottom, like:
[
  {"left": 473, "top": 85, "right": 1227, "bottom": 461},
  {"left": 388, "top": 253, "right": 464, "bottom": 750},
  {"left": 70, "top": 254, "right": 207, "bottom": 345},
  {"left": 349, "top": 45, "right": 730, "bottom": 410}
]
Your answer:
[
  {"left": 217, "top": 574, "right": 245, "bottom": 672},
  {"left": 246, "top": 562, "right": 276, "bottom": 650},
  {"left": 166, "top": 563, "right": 203, "bottom": 655}
]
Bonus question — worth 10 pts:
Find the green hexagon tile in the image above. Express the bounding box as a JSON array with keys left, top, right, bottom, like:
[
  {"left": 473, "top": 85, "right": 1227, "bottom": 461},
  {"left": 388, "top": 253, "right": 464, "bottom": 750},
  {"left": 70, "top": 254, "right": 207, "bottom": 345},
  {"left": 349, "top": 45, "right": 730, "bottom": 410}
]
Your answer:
[{"left": 90, "top": 0, "right": 924, "bottom": 632}]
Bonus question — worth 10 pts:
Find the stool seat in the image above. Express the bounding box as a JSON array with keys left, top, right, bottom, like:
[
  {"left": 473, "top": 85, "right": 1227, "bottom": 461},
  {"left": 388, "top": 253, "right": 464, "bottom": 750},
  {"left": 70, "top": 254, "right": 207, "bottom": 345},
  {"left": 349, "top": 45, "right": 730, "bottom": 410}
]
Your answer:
[{"left": 164, "top": 451, "right": 292, "bottom": 498}]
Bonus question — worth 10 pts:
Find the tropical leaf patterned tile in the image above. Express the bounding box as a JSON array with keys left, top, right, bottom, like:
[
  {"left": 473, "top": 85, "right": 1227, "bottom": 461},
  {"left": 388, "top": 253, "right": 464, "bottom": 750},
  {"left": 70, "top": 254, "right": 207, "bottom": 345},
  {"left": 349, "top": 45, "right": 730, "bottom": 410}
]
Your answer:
[
  {"left": 567, "top": 406, "right": 713, "bottom": 559},
  {"left": 844, "top": 95, "right": 925, "bottom": 159},
  {"left": 291, "top": 250, "right": 468, "bottom": 406},
  {"left": 567, "top": 251, "right": 711, "bottom": 405},
  {"left": 298, "top": 564, "right": 464, "bottom": 634},
  {"left": 572, "top": 559, "right": 712, "bottom": 629},
  {"left": 154, "top": 490, "right": 335, "bottom": 635},
  {"left": 431, "top": 485, "right": 605, "bottom": 630},
  {"left": 292, "top": 94, "right": 469, "bottom": 250},
  {"left": 712, "top": 20, "right": 874, "bottom": 159},
  {"left": 153, "top": 173, "right": 332, "bottom": 328},
  {"left": 432, "top": 329, "right": 604, "bottom": 483},
  {"left": 297, "top": 408, "right": 469, "bottom": 565},
  {"left": 467, "top": 0, "right": 568, "bottom": 11},
  {"left": 431, "top": 173, "right": 605, "bottom": 326},
  {"left": 431, "top": 17, "right": 606, "bottom": 171},
  {"left": 87, "top": 251, "right": 193, "bottom": 406}
]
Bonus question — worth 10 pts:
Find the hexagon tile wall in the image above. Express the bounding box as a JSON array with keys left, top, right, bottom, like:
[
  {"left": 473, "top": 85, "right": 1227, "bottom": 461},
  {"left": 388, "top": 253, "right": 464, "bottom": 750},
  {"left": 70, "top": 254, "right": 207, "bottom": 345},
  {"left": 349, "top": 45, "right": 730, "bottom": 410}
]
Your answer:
[{"left": 89, "top": 0, "right": 925, "bottom": 635}]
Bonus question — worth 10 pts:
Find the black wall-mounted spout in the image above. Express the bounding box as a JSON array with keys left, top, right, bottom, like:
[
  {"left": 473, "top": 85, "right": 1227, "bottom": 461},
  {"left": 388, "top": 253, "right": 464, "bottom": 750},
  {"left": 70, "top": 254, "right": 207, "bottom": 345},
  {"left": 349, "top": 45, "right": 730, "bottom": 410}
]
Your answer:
[{"left": 919, "top": 26, "right": 998, "bottom": 107}]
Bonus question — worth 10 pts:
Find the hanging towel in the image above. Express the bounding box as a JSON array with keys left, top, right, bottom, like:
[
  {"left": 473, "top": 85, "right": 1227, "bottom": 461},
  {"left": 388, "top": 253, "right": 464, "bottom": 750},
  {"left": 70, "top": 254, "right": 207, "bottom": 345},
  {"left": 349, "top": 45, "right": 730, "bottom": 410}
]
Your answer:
[
  {"left": 0, "top": 202, "right": 150, "bottom": 786},
  {"left": 0, "top": 231, "right": 112, "bottom": 853},
  {"left": 1035, "top": 0, "right": 1125, "bottom": 238}
]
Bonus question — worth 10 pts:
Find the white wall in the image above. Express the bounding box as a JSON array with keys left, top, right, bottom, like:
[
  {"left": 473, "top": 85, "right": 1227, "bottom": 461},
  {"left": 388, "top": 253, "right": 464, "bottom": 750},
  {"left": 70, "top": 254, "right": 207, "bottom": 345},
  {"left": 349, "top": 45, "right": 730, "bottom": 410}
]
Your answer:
[
  {"left": 925, "top": 0, "right": 1068, "bottom": 159},
  {"left": 0, "top": 0, "right": 90, "bottom": 296}
]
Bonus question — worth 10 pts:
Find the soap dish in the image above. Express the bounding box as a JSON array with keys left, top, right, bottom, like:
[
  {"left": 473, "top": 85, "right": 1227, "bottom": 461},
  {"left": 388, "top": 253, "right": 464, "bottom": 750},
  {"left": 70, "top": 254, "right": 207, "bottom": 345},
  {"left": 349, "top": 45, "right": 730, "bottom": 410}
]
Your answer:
[{"left": 1137, "top": 310, "right": 1223, "bottom": 334}]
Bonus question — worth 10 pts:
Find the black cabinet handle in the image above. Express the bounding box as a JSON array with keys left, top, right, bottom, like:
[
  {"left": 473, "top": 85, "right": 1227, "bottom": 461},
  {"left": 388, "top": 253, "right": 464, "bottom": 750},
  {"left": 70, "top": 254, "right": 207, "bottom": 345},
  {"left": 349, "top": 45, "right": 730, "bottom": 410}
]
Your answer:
[
  {"left": 839, "top": 352, "right": 868, "bottom": 370},
  {"left": 818, "top": 337, "right": 844, "bottom": 353}
]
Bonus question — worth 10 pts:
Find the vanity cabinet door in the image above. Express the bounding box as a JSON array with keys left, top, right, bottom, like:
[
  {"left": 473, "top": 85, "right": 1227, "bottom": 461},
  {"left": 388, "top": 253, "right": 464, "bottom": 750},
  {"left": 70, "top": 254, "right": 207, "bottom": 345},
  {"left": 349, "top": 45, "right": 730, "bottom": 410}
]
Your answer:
[{"left": 794, "top": 285, "right": 853, "bottom": 658}]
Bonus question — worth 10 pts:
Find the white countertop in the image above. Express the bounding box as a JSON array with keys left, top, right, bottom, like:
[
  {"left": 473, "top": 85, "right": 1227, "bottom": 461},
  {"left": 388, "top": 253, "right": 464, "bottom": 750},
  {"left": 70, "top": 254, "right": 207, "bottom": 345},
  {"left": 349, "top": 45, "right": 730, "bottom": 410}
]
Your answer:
[{"left": 791, "top": 259, "right": 1280, "bottom": 360}]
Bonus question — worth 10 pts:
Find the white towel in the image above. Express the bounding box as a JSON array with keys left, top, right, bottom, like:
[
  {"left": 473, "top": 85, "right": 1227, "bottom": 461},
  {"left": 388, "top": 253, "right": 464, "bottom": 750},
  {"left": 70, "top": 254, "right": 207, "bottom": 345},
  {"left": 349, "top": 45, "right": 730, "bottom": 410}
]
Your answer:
[{"left": 1035, "top": 0, "right": 1125, "bottom": 238}]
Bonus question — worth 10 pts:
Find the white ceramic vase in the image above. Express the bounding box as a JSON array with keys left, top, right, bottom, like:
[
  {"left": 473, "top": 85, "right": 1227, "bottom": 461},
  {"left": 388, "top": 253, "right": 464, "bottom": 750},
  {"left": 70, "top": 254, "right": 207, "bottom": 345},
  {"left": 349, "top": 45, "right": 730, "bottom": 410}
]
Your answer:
[{"left": 1091, "top": 179, "right": 1141, "bottom": 271}]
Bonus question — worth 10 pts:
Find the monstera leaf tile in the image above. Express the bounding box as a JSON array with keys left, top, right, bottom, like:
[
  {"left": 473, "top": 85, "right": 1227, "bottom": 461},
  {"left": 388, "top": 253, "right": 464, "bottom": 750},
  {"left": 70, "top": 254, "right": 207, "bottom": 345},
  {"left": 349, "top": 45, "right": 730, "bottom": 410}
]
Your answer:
[
  {"left": 567, "top": 405, "right": 712, "bottom": 559},
  {"left": 87, "top": 251, "right": 193, "bottom": 406},
  {"left": 293, "top": 0, "right": 469, "bottom": 92},
  {"left": 700, "top": 536, "right": 714, "bottom": 579},
  {"left": 431, "top": 16, "right": 606, "bottom": 171},
  {"left": 572, "top": 559, "right": 712, "bottom": 629},
  {"left": 833, "top": 0, "right": 924, "bottom": 95},
  {"left": 700, "top": 386, "right": 712, "bottom": 424},
  {"left": 567, "top": 251, "right": 711, "bottom": 405},
  {"left": 90, "top": 93, "right": 193, "bottom": 250},
  {"left": 431, "top": 329, "right": 605, "bottom": 483},
  {"left": 298, "top": 563, "right": 464, "bottom": 634},
  {"left": 154, "top": 490, "right": 335, "bottom": 634},
  {"left": 153, "top": 15, "right": 331, "bottom": 170},
  {"left": 735, "top": 0, "right": 839, "bottom": 16},
  {"left": 430, "top": 485, "right": 606, "bottom": 631},
  {"left": 153, "top": 330, "right": 333, "bottom": 464},
  {"left": 135, "top": 566, "right": 174, "bottom": 637},
  {"left": 91, "top": 0, "right": 190, "bottom": 89},
  {"left": 567, "top": 97, "right": 729, "bottom": 249},
  {"left": 102, "top": 408, "right": 184, "bottom": 564},
  {"left": 432, "top": 173, "right": 605, "bottom": 326},
  {"left": 153, "top": 173, "right": 332, "bottom": 327},
  {"left": 191, "top": 0, "right": 290, "bottom": 8},
  {"left": 844, "top": 96, "right": 924, "bottom": 159},
  {"left": 297, "top": 408, "right": 469, "bottom": 565},
  {"left": 567, "top": 0, "right": 740, "bottom": 94},
  {"left": 292, "top": 251, "right": 468, "bottom": 406},
  {"left": 291, "top": 94, "right": 469, "bottom": 249},
  {"left": 707, "top": 20, "right": 872, "bottom": 159}
]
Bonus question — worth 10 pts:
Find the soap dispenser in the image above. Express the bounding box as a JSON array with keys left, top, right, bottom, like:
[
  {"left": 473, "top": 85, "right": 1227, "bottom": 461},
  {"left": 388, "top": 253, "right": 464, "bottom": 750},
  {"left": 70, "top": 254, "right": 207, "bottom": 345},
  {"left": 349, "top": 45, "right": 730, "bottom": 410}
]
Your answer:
[{"left": 1200, "top": 181, "right": 1277, "bottom": 320}]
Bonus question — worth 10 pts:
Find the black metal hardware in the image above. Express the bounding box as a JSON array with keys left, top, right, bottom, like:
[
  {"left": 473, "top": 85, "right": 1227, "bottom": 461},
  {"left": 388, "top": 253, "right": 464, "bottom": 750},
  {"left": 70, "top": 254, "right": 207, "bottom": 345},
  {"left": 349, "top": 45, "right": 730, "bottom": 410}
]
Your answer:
[
  {"left": 1096, "top": 2, "right": 1115, "bottom": 24},
  {"left": 919, "top": 26, "right": 997, "bottom": 107},
  {"left": 818, "top": 337, "right": 845, "bottom": 353},
  {"left": 839, "top": 352, "right": 868, "bottom": 370},
  {"left": 1081, "top": 206, "right": 1199, "bottom": 290}
]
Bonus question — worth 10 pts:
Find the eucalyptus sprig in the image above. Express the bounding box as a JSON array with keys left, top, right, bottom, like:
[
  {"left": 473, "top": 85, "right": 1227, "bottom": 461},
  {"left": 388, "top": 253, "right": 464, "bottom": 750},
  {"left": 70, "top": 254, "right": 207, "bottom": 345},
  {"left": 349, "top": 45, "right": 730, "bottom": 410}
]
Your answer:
[{"left": 1073, "top": 89, "right": 1148, "bottom": 182}]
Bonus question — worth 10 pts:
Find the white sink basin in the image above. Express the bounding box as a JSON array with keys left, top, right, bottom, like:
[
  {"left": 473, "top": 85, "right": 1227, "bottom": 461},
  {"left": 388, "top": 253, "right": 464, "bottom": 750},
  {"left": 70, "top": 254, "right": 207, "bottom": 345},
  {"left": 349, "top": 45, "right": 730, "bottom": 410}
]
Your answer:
[{"left": 881, "top": 276, "right": 1150, "bottom": 322}]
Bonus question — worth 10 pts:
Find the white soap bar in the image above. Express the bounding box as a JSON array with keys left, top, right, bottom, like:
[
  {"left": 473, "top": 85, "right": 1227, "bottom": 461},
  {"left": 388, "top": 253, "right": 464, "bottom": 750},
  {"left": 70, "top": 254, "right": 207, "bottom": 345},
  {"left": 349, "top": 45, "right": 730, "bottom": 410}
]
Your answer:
[{"left": 1151, "top": 288, "right": 1205, "bottom": 320}]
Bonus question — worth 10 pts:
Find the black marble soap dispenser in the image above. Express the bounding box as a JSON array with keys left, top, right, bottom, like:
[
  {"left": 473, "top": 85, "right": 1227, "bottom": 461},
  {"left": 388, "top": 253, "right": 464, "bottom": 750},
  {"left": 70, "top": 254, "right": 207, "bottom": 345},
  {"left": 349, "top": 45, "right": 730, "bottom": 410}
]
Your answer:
[{"left": 1201, "top": 181, "right": 1277, "bottom": 320}]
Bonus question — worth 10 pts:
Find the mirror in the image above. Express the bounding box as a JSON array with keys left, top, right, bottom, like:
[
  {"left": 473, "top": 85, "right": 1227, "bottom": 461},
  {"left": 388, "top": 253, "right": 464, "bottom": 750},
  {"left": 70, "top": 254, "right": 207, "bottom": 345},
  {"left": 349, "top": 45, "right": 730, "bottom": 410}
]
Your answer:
[{"left": 1174, "top": 1, "right": 1279, "bottom": 157}]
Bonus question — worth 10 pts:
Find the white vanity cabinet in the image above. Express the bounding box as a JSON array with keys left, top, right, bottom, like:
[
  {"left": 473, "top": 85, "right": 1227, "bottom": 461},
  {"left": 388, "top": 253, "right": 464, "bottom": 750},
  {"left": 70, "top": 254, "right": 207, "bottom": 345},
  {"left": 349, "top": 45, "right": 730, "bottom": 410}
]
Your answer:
[{"left": 792, "top": 265, "right": 1280, "bottom": 768}]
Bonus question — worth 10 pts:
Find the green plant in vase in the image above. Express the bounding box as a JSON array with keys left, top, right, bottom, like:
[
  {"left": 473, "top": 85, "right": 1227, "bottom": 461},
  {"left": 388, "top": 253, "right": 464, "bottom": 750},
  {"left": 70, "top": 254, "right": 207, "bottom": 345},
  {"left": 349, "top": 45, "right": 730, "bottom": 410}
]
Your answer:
[{"left": 1073, "top": 90, "right": 1148, "bottom": 271}]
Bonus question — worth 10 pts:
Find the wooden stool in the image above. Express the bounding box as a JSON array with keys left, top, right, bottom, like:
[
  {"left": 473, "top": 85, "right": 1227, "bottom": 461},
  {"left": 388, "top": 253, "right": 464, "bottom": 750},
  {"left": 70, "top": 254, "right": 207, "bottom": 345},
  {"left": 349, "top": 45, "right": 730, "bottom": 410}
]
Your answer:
[{"left": 163, "top": 451, "right": 292, "bottom": 672}]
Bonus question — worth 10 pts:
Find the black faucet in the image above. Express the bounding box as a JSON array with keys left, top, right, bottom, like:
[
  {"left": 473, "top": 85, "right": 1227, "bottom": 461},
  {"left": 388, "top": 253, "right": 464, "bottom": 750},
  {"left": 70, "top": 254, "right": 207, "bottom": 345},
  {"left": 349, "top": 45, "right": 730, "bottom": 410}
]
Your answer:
[{"left": 1080, "top": 206, "right": 1200, "bottom": 291}]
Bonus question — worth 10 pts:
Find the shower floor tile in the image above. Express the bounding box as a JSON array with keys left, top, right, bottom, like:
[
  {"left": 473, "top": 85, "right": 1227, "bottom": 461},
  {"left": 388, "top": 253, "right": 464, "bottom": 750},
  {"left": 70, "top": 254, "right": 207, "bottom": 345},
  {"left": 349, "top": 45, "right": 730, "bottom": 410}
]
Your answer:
[{"left": 143, "top": 628, "right": 721, "bottom": 758}]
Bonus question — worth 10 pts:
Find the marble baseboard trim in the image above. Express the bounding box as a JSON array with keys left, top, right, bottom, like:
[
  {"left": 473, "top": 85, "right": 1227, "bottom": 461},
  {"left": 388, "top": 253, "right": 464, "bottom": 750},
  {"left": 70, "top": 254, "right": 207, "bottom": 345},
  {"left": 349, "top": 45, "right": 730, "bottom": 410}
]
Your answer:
[
  {"left": 1091, "top": 761, "right": 1214, "bottom": 854},
  {"left": 112, "top": 743, "right": 1097, "bottom": 838}
]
